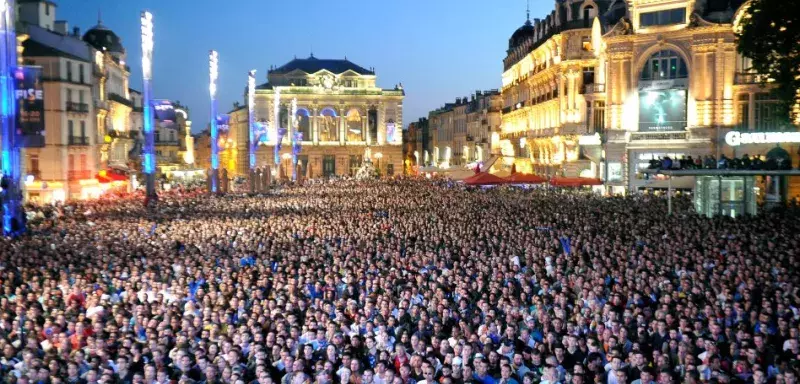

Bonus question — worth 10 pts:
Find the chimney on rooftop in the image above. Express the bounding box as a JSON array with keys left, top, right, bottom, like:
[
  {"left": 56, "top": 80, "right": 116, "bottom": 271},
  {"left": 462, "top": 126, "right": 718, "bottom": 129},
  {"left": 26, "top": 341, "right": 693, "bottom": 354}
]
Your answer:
[
  {"left": 72, "top": 26, "right": 80, "bottom": 36},
  {"left": 54, "top": 20, "right": 68, "bottom": 35}
]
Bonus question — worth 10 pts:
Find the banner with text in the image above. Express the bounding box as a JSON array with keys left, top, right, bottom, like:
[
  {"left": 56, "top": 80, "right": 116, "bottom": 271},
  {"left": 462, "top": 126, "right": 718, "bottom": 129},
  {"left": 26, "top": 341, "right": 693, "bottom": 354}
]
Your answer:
[{"left": 15, "top": 66, "right": 45, "bottom": 148}]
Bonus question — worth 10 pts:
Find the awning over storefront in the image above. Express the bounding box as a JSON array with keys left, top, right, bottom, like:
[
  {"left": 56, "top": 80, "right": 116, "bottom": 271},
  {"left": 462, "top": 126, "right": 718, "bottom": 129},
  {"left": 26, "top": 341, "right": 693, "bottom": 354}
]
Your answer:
[
  {"left": 550, "top": 177, "right": 603, "bottom": 187},
  {"left": 463, "top": 172, "right": 506, "bottom": 186}
]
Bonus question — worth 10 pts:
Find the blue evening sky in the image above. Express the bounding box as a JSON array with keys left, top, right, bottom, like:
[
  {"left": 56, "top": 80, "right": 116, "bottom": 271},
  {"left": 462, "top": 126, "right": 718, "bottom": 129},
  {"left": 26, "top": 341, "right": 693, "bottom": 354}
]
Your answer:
[{"left": 59, "top": 0, "right": 549, "bottom": 132}]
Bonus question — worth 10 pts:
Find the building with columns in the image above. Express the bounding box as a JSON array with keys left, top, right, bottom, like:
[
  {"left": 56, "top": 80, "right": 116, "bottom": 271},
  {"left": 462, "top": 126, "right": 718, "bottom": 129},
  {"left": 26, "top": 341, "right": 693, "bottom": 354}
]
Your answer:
[
  {"left": 499, "top": 0, "right": 794, "bottom": 193},
  {"left": 228, "top": 55, "right": 405, "bottom": 178}
]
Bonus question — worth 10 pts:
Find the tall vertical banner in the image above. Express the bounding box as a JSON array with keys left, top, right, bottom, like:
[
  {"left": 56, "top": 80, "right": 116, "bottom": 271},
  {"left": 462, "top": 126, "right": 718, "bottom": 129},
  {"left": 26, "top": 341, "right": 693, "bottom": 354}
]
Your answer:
[
  {"left": 248, "top": 70, "right": 256, "bottom": 171},
  {"left": 273, "top": 88, "right": 281, "bottom": 168},
  {"left": 14, "top": 66, "right": 44, "bottom": 147},
  {"left": 291, "top": 98, "right": 298, "bottom": 182},
  {"left": 209, "top": 50, "right": 220, "bottom": 193}
]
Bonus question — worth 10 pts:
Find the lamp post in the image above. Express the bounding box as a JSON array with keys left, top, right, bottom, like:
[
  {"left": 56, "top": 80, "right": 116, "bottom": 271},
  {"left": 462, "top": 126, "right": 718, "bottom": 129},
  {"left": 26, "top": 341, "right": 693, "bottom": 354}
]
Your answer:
[
  {"left": 1, "top": 0, "right": 24, "bottom": 236},
  {"left": 209, "top": 50, "right": 220, "bottom": 193},
  {"left": 140, "top": 11, "right": 157, "bottom": 205}
]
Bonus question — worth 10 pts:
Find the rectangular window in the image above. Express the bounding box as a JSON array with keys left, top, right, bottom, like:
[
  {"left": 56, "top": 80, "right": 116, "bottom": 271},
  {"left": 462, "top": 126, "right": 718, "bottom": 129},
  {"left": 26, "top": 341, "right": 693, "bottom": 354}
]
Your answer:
[
  {"left": 30, "top": 155, "right": 40, "bottom": 173},
  {"left": 736, "top": 94, "right": 750, "bottom": 131},
  {"left": 67, "top": 120, "right": 74, "bottom": 137},
  {"left": 67, "top": 61, "right": 73, "bottom": 82},
  {"left": 80, "top": 121, "right": 86, "bottom": 138},
  {"left": 593, "top": 101, "right": 606, "bottom": 133},
  {"left": 754, "top": 92, "right": 782, "bottom": 131},
  {"left": 66, "top": 89, "right": 73, "bottom": 103},
  {"left": 79, "top": 154, "right": 87, "bottom": 171},
  {"left": 68, "top": 154, "right": 75, "bottom": 171},
  {"left": 640, "top": 8, "right": 686, "bottom": 27},
  {"left": 322, "top": 155, "right": 336, "bottom": 177}
]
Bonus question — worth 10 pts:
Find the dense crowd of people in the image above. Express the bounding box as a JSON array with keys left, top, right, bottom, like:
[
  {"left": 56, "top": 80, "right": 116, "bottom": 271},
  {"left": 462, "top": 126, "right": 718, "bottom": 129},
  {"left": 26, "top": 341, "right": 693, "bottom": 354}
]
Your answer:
[{"left": 1, "top": 179, "right": 799, "bottom": 384}]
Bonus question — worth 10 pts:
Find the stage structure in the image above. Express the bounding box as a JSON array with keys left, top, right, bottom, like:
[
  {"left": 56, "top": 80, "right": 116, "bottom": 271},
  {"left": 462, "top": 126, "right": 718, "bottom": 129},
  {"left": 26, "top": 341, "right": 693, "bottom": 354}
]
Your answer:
[
  {"left": 0, "top": 0, "right": 23, "bottom": 235},
  {"left": 140, "top": 11, "right": 157, "bottom": 203},
  {"left": 209, "top": 50, "right": 220, "bottom": 193},
  {"left": 248, "top": 70, "right": 257, "bottom": 192}
]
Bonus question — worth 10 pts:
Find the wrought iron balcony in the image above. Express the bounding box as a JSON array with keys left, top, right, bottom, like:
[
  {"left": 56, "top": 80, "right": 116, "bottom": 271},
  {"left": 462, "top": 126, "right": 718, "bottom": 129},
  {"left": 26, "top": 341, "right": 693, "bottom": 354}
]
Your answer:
[
  {"left": 68, "top": 136, "right": 90, "bottom": 145},
  {"left": 66, "top": 102, "right": 89, "bottom": 113},
  {"left": 582, "top": 84, "right": 606, "bottom": 94},
  {"left": 734, "top": 72, "right": 768, "bottom": 85}
]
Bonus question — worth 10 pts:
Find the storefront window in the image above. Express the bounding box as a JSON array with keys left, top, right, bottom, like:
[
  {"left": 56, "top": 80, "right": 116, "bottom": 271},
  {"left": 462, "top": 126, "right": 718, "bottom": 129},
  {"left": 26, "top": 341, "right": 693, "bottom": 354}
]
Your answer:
[{"left": 754, "top": 92, "right": 784, "bottom": 131}]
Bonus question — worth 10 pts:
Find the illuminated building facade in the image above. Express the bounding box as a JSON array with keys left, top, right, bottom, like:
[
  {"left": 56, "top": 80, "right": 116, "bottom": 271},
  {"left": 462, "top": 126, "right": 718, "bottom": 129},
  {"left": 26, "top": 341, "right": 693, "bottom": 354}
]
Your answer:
[
  {"left": 500, "top": 0, "right": 793, "bottom": 192},
  {"left": 16, "top": 0, "right": 102, "bottom": 202},
  {"left": 228, "top": 55, "right": 405, "bottom": 178},
  {"left": 427, "top": 90, "right": 501, "bottom": 169}
]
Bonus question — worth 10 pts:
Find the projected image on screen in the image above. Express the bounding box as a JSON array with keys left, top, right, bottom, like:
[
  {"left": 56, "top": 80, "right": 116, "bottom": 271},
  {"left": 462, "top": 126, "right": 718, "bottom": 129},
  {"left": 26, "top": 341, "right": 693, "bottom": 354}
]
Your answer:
[{"left": 638, "top": 89, "right": 687, "bottom": 132}]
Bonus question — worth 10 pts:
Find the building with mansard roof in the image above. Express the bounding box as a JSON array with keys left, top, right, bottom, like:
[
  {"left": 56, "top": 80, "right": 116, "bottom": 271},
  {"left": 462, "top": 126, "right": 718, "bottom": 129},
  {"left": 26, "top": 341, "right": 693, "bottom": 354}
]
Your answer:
[
  {"left": 225, "top": 55, "right": 405, "bottom": 178},
  {"left": 497, "top": 0, "right": 795, "bottom": 194}
]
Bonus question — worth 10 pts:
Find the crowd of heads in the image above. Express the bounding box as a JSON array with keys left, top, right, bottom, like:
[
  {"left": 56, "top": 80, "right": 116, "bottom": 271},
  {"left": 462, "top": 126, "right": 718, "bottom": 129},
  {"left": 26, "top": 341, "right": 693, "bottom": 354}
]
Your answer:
[{"left": 1, "top": 179, "right": 799, "bottom": 384}]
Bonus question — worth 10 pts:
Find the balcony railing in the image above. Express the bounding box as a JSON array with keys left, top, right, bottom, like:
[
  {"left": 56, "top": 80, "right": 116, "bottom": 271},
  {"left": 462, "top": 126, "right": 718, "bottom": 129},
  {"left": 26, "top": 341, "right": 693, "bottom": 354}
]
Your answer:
[
  {"left": 108, "top": 93, "right": 133, "bottom": 108},
  {"left": 734, "top": 72, "right": 768, "bottom": 85},
  {"left": 583, "top": 83, "right": 606, "bottom": 94},
  {"left": 67, "top": 170, "right": 92, "bottom": 180},
  {"left": 68, "top": 136, "right": 89, "bottom": 145},
  {"left": 66, "top": 101, "right": 89, "bottom": 113},
  {"left": 155, "top": 139, "right": 180, "bottom": 146}
]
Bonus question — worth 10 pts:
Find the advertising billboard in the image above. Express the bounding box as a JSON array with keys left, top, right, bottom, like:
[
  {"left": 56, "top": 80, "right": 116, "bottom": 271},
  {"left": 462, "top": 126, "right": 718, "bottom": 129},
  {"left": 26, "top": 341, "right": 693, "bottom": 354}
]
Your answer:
[
  {"left": 638, "top": 89, "right": 687, "bottom": 132},
  {"left": 14, "top": 66, "right": 45, "bottom": 148},
  {"left": 216, "top": 114, "right": 230, "bottom": 133},
  {"left": 153, "top": 99, "right": 177, "bottom": 128}
]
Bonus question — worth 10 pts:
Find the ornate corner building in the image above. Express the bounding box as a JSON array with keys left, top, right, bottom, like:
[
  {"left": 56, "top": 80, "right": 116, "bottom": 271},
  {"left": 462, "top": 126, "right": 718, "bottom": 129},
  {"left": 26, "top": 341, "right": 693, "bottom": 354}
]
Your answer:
[
  {"left": 227, "top": 55, "right": 405, "bottom": 178},
  {"left": 500, "top": 0, "right": 788, "bottom": 192}
]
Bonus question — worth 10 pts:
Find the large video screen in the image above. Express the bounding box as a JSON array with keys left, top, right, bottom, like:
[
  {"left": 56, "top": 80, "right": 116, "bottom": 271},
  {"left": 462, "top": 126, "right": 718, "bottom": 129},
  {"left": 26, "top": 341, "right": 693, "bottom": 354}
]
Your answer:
[
  {"left": 638, "top": 89, "right": 687, "bottom": 132},
  {"left": 15, "top": 66, "right": 45, "bottom": 148}
]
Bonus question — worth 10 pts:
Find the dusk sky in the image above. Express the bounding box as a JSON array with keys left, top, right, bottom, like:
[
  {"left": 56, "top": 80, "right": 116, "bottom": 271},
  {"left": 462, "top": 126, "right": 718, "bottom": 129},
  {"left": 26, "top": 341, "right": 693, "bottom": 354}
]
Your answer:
[{"left": 60, "top": 0, "right": 550, "bottom": 132}]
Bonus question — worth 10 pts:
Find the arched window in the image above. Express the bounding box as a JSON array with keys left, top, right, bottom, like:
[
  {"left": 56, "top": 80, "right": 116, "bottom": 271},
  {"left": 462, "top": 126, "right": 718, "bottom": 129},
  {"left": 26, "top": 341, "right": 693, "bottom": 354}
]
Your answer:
[
  {"left": 319, "top": 107, "right": 338, "bottom": 142},
  {"left": 346, "top": 109, "right": 363, "bottom": 142},
  {"left": 640, "top": 50, "right": 688, "bottom": 81},
  {"left": 296, "top": 108, "right": 310, "bottom": 141}
]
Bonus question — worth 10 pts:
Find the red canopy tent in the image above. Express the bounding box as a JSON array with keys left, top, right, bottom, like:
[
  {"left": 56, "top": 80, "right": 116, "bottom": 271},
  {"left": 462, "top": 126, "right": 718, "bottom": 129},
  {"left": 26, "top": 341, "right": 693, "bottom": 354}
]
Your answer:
[
  {"left": 463, "top": 172, "right": 506, "bottom": 186},
  {"left": 95, "top": 170, "right": 128, "bottom": 184},
  {"left": 549, "top": 177, "right": 603, "bottom": 187},
  {"left": 505, "top": 173, "right": 547, "bottom": 184}
]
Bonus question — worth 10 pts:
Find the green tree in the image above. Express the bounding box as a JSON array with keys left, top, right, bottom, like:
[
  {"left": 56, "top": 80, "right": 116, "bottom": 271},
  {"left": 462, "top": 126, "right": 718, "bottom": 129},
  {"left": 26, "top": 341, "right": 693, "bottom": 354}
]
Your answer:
[{"left": 735, "top": 0, "right": 800, "bottom": 124}]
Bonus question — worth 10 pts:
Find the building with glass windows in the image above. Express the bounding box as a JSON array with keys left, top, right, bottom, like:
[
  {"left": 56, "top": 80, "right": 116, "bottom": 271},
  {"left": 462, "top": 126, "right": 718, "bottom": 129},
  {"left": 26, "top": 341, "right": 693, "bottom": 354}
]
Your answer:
[
  {"left": 499, "top": 0, "right": 795, "bottom": 193},
  {"left": 227, "top": 55, "right": 404, "bottom": 178}
]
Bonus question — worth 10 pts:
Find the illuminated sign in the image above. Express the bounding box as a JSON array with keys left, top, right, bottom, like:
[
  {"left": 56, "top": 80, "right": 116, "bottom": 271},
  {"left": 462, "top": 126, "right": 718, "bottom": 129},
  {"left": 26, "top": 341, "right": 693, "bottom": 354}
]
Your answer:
[
  {"left": 638, "top": 89, "right": 687, "bottom": 132},
  {"left": 725, "top": 131, "right": 800, "bottom": 146}
]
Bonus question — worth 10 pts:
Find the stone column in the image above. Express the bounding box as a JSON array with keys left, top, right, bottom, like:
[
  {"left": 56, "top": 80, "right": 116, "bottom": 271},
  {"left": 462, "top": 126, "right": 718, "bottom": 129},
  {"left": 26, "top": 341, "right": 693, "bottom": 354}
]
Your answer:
[
  {"left": 339, "top": 106, "right": 346, "bottom": 145},
  {"left": 377, "top": 103, "right": 385, "bottom": 145},
  {"left": 312, "top": 107, "right": 319, "bottom": 145},
  {"left": 363, "top": 106, "right": 370, "bottom": 144}
]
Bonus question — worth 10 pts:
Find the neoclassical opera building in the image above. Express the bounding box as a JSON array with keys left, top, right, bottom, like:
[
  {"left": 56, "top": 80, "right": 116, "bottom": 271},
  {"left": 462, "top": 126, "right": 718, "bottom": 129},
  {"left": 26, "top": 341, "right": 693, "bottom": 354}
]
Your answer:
[
  {"left": 497, "top": 0, "right": 792, "bottom": 193},
  {"left": 227, "top": 56, "right": 404, "bottom": 178}
]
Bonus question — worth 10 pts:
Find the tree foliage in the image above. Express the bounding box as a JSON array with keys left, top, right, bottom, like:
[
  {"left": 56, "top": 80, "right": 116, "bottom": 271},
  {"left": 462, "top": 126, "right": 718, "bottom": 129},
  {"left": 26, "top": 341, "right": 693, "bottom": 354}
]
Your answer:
[{"left": 736, "top": 0, "right": 800, "bottom": 124}]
